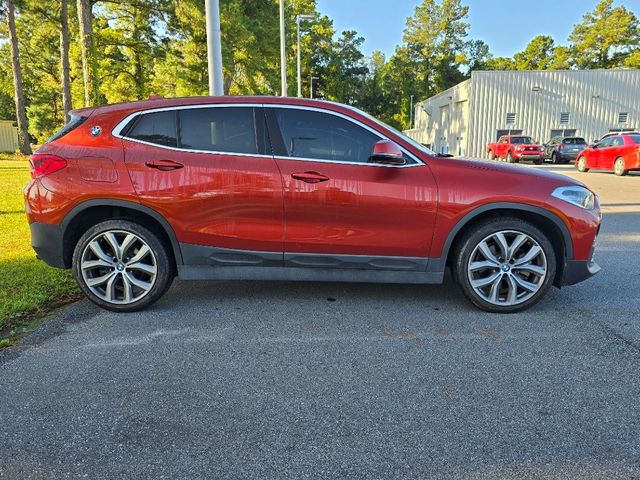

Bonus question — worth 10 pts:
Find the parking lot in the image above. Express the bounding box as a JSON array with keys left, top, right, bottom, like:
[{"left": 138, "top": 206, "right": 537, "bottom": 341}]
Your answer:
[{"left": 1, "top": 164, "right": 639, "bottom": 479}]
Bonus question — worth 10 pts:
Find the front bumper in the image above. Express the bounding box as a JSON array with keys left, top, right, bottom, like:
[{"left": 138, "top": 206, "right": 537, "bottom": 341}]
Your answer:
[
  {"left": 561, "top": 259, "right": 601, "bottom": 286},
  {"left": 29, "top": 222, "right": 67, "bottom": 269},
  {"left": 517, "top": 153, "right": 544, "bottom": 161}
]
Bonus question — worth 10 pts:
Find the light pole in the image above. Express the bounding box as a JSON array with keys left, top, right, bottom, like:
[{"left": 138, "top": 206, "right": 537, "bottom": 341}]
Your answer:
[
  {"left": 279, "top": 0, "right": 287, "bottom": 96},
  {"left": 310, "top": 76, "right": 319, "bottom": 99},
  {"left": 296, "top": 14, "right": 315, "bottom": 98},
  {"left": 205, "top": 0, "right": 224, "bottom": 95}
]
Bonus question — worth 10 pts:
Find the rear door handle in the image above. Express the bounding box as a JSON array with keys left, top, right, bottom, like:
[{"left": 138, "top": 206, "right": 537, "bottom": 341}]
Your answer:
[
  {"left": 291, "top": 171, "right": 330, "bottom": 184},
  {"left": 145, "top": 160, "right": 184, "bottom": 171}
]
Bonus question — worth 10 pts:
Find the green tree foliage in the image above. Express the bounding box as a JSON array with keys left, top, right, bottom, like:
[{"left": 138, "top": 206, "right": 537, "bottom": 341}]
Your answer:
[
  {"left": 0, "top": 0, "right": 639, "bottom": 143},
  {"left": 569, "top": 0, "right": 640, "bottom": 69}
]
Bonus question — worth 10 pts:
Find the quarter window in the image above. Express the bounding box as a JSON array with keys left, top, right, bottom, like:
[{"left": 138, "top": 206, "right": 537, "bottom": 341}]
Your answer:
[
  {"left": 179, "top": 107, "right": 257, "bottom": 154},
  {"left": 272, "top": 108, "right": 381, "bottom": 164},
  {"left": 127, "top": 111, "right": 177, "bottom": 147}
]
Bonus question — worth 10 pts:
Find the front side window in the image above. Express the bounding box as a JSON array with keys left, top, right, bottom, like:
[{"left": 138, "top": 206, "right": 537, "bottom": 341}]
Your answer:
[
  {"left": 598, "top": 137, "right": 613, "bottom": 148},
  {"left": 127, "top": 111, "right": 177, "bottom": 147},
  {"left": 179, "top": 107, "right": 257, "bottom": 154},
  {"left": 272, "top": 108, "right": 381, "bottom": 164}
]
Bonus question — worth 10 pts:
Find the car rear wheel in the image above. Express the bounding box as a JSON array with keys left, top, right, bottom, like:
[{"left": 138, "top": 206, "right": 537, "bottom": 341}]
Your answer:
[
  {"left": 488, "top": 150, "right": 495, "bottom": 160},
  {"left": 577, "top": 156, "right": 589, "bottom": 173},
  {"left": 453, "top": 218, "right": 556, "bottom": 313},
  {"left": 614, "top": 157, "right": 628, "bottom": 176},
  {"left": 72, "top": 219, "right": 174, "bottom": 312}
]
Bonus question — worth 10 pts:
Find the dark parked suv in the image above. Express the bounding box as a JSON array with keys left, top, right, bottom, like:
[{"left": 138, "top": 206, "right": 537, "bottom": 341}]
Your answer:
[{"left": 543, "top": 136, "right": 587, "bottom": 164}]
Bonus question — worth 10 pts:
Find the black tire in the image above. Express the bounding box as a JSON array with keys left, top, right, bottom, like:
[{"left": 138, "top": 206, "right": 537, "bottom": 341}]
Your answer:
[
  {"left": 551, "top": 152, "right": 558, "bottom": 164},
  {"left": 488, "top": 150, "right": 495, "bottom": 160},
  {"left": 72, "top": 219, "right": 174, "bottom": 312},
  {"left": 577, "top": 156, "right": 589, "bottom": 173},
  {"left": 506, "top": 152, "right": 516, "bottom": 163},
  {"left": 452, "top": 217, "right": 557, "bottom": 313},
  {"left": 614, "top": 157, "right": 628, "bottom": 176}
]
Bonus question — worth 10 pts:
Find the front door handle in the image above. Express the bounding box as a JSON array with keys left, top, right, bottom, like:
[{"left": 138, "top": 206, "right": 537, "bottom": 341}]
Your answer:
[
  {"left": 145, "top": 160, "right": 184, "bottom": 171},
  {"left": 291, "top": 171, "right": 330, "bottom": 184}
]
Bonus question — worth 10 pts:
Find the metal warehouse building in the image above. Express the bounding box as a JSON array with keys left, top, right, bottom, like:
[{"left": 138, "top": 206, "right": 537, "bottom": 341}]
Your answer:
[{"left": 405, "top": 69, "right": 640, "bottom": 159}]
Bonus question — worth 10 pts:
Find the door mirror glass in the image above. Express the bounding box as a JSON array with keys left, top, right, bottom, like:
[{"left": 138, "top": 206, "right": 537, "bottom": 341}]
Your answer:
[{"left": 368, "top": 140, "right": 405, "bottom": 165}]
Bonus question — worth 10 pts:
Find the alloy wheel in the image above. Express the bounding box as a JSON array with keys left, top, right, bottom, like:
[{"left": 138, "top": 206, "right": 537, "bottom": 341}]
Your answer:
[
  {"left": 467, "top": 230, "right": 547, "bottom": 307},
  {"left": 80, "top": 230, "right": 158, "bottom": 304}
]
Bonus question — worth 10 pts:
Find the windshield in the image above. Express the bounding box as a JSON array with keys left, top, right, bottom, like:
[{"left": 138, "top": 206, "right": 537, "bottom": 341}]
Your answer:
[
  {"left": 511, "top": 136, "right": 534, "bottom": 144},
  {"left": 563, "top": 137, "right": 586, "bottom": 145},
  {"left": 346, "top": 105, "right": 437, "bottom": 156}
]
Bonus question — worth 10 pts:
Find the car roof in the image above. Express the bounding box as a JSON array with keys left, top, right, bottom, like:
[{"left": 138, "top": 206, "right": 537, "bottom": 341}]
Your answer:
[{"left": 71, "top": 96, "right": 347, "bottom": 118}]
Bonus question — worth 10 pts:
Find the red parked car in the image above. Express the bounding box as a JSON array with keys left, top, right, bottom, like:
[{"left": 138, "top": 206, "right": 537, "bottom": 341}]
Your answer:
[
  {"left": 576, "top": 133, "right": 640, "bottom": 176},
  {"left": 25, "top": 97, "right": 601, "bottom": 313},
  {"left": 487, "top": 135, "right": 544, "bottom": 164}
]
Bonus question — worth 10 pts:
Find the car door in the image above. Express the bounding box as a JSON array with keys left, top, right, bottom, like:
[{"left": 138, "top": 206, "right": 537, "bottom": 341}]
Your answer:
[
  {"left": 605, "top": 136, "right": 624, "bottom": 170},
  {"left": 496, "top": 136, "right": 508, "bottom": 157},
  {"left": 265, "top": 106, "right": 438, "bottom": 269},
  {"left": 593, "top": 136, "right": 612, "bottom": 169},
  {"left": 545, "top": 136, "right": 558, "bottom": 158},
  {"left": 120, "top": 105, "right": 284, "bottom": 260}
]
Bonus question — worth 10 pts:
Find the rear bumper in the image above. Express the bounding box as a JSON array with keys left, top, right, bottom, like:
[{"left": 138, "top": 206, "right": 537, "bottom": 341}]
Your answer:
[
  {"left": 558, "top": 151, "right": 580, "bottom": 162},
  {"left": 561, "top": 259, "right": 601, "bottom": 286},
  {"left": 29, "top": 222, "right": 67, "bottom": 269}
]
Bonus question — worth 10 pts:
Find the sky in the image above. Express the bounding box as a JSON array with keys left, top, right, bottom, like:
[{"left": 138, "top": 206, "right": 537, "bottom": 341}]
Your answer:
[{"left": 314, "top": 0, "right": 639, "bottom": 59}]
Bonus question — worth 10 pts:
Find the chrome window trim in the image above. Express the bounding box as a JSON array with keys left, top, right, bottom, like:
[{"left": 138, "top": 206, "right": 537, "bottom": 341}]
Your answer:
[{"left": 111, "top": 102, "right": 425, "bottom": 168}]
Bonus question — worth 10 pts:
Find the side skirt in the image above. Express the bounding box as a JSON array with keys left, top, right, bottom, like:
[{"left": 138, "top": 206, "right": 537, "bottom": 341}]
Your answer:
[{"left": 178, "top": 265, "right": 444, "bottom": 284}]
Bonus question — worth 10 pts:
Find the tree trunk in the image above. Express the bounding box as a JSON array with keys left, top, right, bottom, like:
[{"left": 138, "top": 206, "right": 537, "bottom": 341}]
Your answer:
[
  {"left": 60, "top": 0, "right": 73, "bottom": 120},
  {"left": 5, "top": 0, "right": 31, "bottom": 155},
  {"left": 77, "top": 0, "right": 96, "bottom": 106}
]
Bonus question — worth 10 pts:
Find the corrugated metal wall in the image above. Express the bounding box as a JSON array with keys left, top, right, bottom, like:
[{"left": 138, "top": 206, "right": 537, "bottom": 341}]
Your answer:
[
  {"left": 0, "top": 121, "right": 19, "bottom": 152},
  {"left": 407, "top": 69, "right": 640, "bottom": 159}
]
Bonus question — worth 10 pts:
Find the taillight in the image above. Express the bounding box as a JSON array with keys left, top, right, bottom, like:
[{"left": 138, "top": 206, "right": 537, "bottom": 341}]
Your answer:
[
  {"left": 559, "top": 144, "right": 565, "bottom": 150},
  {"left": 29, "top": 154, "right": 67, "bottom": 179}
]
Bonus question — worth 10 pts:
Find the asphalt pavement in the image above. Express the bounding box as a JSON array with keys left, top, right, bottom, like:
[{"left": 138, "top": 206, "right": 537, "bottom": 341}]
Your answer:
[{"left": 1, "top": 164, "right": 639, "bottom": 479}]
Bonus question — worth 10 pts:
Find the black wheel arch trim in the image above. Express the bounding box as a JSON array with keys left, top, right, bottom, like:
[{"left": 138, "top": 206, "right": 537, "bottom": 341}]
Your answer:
[
  {"left": 61, "top": 199, "right": 183, "bottom": 265},
  {"left": 434, "top": 202, "right": 574, "bottom": 271}
]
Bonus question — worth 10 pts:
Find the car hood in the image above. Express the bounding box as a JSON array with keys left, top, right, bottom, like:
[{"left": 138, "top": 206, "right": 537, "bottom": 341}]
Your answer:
[{"left": 447, "top": 157, "right": 584, "bottom": 187}]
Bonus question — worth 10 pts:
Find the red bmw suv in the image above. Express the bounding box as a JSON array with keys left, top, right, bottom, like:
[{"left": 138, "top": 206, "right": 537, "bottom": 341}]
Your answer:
[{"left": 25, "top": 96, "right": 601, "bottom": 313}]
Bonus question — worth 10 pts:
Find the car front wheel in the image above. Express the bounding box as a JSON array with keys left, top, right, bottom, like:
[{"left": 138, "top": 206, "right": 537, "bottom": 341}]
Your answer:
[
  {"left": 577, "top": 156, "right": 589, "bottom": 173},
  {"left": 453, "top": 218, "right": 556, "bottom": 313},
  {"left": 72, "top": 219, "right": 174, "bottom": 312}
]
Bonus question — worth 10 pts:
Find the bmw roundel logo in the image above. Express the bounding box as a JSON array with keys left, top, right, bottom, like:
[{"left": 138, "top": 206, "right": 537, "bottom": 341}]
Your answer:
[{"left": 90, "top": 125, "right": 102, "bottom": 137}]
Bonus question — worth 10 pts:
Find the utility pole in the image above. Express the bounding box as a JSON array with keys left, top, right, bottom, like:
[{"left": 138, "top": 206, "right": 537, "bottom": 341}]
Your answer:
[
  {"left": 296, "top": 14, "right": 315, "bottom": 98},
  {"left": 205, "top": 0, "right": 224, "bottom": 95},
  {"left": 279, "top": 0, "right": 287, "bottom": 96},
  {"left": 410, "top": 95, "right": 415, "bottom": 129}
]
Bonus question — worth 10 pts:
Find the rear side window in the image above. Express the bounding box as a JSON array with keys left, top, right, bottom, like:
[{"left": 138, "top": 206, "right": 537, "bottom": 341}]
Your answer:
[
  {"left": 46, "top": 114, "right": 87, "bottom": 144},
  {"left": 179, "top": 107, "right": 257, "bottom": 154},
  {"left": 628, "top": 134, "right": 640, "bottom": 144},
  {"left": 127, "top": 111, "right": 177, "bottom": 147},
  {"left": 272, "top": 108, "right": 380, "bottom": 163}
]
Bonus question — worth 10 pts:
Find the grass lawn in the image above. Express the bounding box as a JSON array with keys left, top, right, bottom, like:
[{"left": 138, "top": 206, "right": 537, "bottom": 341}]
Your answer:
[{"left": 0, "top": 153, "right": 79, "bottom": 346}]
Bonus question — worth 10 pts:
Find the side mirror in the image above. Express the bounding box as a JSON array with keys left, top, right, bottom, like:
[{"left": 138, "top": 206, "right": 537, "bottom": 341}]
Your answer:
[{"left": 368, "top": 139, "right": 405, "bottom": 165}]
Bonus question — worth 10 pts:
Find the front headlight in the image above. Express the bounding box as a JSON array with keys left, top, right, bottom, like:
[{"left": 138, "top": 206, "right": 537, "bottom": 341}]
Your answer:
[{"left": 551, "top": 186, "right": 595, "bottom": 210}]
